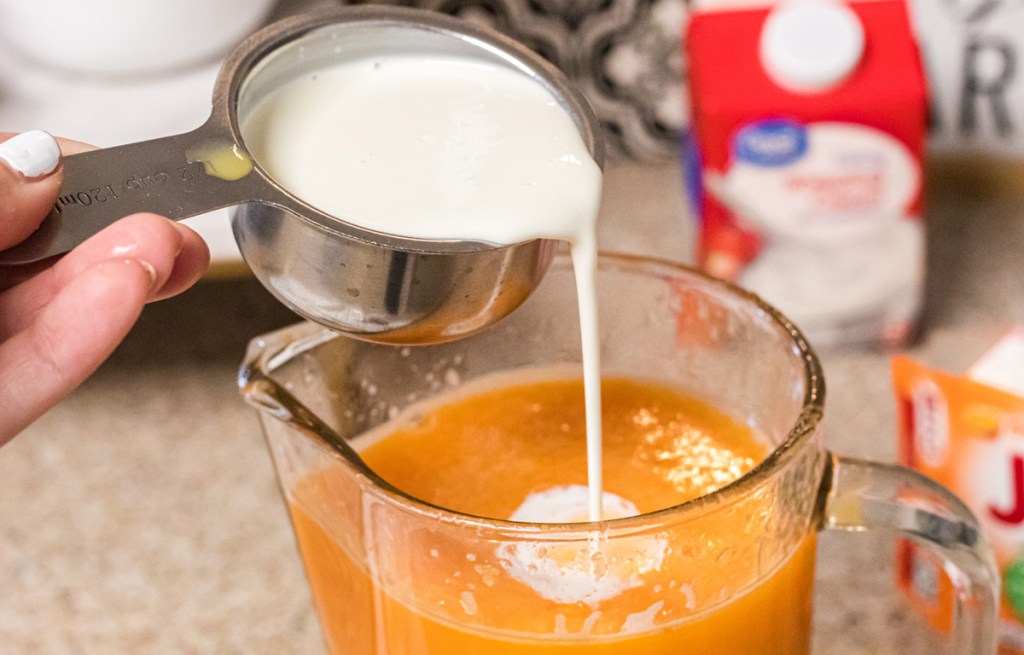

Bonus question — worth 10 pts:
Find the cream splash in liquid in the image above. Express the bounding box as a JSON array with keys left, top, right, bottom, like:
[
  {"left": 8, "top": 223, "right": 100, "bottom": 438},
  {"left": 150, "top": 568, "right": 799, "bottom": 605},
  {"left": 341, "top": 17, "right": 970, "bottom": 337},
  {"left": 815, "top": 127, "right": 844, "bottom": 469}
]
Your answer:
[{"left": 241, "top": 54, "right": 608, "bottom": 521}]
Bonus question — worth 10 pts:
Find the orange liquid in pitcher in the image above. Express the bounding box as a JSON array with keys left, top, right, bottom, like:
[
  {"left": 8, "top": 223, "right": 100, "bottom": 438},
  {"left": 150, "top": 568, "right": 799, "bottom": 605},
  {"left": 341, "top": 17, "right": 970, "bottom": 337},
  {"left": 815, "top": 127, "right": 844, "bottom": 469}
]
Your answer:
[{"left": 287, "top": 377, "right": 817, "bottom": 654}]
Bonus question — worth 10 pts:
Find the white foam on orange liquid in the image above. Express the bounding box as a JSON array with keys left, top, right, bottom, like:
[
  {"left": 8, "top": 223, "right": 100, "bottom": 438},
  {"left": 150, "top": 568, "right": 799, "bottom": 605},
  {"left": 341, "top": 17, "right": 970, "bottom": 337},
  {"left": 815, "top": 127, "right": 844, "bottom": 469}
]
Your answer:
[{"left": 496, "top": 485, "right": 667, "bottom": 605}]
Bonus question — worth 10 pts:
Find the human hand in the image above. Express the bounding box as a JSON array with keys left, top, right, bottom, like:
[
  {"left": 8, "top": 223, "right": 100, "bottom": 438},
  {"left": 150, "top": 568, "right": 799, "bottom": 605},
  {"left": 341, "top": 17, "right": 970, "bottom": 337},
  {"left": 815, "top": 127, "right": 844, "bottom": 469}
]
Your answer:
[{"left": 0, "top": 131, "right": 210, "bottom": 446}]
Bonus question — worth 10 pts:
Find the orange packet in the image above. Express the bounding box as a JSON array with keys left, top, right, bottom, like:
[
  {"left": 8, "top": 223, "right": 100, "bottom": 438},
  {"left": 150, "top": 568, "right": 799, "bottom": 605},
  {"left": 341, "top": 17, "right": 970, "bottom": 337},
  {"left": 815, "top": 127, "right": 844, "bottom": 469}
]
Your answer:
[{"left": 893, "top": 327, "right": 1024, "bottom": 653}]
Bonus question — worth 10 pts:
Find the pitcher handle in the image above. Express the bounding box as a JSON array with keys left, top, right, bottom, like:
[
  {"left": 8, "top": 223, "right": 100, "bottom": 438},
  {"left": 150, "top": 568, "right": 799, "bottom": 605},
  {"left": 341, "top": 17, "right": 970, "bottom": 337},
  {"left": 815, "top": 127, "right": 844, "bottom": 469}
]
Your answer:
[{"left": 821, "top": 453, "right": 1000, "bottom": 654}]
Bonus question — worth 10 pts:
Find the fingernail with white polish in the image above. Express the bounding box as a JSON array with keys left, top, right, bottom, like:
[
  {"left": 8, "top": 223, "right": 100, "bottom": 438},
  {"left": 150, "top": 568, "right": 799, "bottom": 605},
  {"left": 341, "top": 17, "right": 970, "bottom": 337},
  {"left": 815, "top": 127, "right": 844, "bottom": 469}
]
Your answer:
[{"left": 0, "top": 130, "right": 61, "bottom": 178}]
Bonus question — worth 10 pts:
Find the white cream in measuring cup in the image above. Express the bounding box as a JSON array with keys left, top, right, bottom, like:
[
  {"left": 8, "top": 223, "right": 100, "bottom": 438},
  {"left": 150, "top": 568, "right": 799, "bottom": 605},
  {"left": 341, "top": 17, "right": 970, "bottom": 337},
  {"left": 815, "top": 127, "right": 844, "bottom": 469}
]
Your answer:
[
  {"left": 241, "top": 53, "right": 610, "bottom": 521},
  {"left": 0, "top": 8, "right": 602, "bottom": 350}
]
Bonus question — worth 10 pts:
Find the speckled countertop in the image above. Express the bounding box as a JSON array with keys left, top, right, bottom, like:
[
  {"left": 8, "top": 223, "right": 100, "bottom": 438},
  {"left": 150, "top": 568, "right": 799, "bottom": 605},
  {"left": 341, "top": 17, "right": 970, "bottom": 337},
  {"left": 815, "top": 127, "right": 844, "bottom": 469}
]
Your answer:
[{"left": 1, "top": 158, "right": 1022, "bottom": 654}]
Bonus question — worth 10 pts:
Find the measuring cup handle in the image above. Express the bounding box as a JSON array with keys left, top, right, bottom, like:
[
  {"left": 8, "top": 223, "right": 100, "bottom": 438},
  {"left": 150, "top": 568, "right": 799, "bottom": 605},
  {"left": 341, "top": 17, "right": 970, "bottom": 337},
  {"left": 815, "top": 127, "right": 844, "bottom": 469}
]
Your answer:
[
  {"left": 0, "top": 122, "right": 268, "bottom": 266},
  {"left": 820, "top": 453, "right": 1000, "bottom": 653}
]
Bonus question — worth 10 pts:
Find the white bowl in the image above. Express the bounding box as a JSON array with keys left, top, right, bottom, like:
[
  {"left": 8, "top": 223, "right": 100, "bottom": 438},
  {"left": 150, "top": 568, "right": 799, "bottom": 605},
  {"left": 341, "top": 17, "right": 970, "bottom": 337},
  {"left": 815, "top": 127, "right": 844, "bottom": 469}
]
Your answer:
[{"left": 0, "top": 0, "right": 277, "bottom": 76}]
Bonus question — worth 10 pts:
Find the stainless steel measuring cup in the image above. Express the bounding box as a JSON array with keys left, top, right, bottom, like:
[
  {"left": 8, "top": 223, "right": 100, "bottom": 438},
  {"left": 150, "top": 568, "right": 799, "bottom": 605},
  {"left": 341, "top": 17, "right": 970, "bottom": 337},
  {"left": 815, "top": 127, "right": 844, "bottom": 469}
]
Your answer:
[{"left": 0, "top": 6, "right": 605, "bottom": 345}]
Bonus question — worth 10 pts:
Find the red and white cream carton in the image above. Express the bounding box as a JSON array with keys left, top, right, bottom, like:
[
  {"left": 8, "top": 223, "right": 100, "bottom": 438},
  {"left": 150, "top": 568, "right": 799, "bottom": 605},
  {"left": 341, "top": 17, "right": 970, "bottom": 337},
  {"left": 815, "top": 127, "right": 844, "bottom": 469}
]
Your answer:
[
  {"left": 894, "top": 327, "right": 1024, "bottom": 652},
  {"left": 684, "top": 0, "right": 929, "bottom": 348}
]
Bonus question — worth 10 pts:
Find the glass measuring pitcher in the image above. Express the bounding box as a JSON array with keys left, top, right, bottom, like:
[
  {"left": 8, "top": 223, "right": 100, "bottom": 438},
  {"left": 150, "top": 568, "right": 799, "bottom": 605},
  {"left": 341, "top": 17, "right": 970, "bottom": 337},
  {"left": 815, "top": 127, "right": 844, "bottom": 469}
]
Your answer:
[{"left": 239, "top": 252, "right": 998, "bottom": 654}]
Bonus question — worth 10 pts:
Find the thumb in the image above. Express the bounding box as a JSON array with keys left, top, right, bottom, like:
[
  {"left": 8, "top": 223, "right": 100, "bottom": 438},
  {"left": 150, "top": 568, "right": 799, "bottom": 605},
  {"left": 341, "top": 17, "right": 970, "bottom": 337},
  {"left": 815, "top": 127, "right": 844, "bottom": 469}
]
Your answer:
[{"left": 0, "top": 130, "right": 63, "bottom": 251}]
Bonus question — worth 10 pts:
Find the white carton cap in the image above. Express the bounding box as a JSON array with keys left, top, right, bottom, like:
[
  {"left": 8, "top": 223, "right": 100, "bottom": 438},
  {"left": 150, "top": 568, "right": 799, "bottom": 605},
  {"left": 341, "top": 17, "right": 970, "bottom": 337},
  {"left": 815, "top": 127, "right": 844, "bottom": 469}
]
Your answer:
[
  {"left": 759, "top": 0, "right": 865, "bottom": 93},
  {"left": 967, "top": 326, "right": 1024, "bottom": 397}
]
